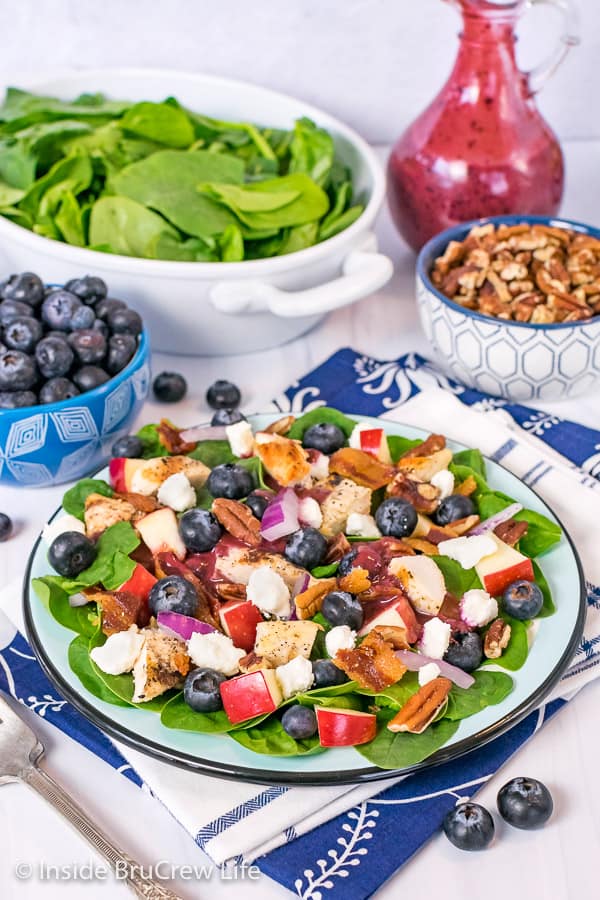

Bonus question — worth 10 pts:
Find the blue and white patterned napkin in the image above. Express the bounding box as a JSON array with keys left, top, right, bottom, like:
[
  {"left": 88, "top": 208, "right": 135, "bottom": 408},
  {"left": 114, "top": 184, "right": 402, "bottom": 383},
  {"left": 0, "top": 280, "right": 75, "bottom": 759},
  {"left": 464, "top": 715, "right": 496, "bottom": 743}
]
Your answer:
[{"left": 1, "top": 348, "right": 599, "bottom": 900}]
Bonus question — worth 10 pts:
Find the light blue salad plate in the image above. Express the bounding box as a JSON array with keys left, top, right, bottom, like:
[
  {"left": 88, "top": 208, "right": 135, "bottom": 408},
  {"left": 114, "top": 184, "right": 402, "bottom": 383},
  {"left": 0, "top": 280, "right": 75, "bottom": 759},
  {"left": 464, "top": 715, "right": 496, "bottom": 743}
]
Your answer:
[{"left": 23, "top": 415, "right": 586, "bottom": 785}]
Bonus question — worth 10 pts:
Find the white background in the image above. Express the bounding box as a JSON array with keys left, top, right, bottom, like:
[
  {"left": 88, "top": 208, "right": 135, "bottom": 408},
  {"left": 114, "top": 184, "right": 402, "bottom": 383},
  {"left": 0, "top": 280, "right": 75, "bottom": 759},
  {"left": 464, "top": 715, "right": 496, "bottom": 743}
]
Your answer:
[{"left": 0, "top": 0, "right": 597, "bottom": 144}]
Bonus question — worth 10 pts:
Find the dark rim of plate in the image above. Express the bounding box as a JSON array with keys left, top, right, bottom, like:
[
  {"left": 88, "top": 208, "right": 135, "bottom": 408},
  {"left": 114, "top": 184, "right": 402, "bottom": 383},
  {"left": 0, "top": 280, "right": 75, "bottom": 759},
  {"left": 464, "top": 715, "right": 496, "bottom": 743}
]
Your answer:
[{"left": 22, "top": 420, "right": 587, "bottom": 786}]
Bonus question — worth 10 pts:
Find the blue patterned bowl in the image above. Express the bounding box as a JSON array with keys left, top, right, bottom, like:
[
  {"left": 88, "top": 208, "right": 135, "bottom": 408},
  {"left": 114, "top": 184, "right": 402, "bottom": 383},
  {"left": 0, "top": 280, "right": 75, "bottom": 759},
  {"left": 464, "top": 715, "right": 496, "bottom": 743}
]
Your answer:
[
  {"left": 416, "top": 215, "right": 600, "bottom": 402},
  {"left": 0, "top": 330, "right": 150, "bottom": 487}
]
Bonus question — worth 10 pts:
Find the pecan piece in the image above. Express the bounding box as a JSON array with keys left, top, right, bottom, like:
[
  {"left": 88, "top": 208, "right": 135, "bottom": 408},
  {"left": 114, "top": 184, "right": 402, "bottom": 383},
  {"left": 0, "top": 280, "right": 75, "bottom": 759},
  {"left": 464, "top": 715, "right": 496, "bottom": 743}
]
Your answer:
[
  {"left": 295, "top": 578, "right": 337, "bottom": 619},
  {"left": 329, "top": 448, "right": 396, "bottom": 489},
  {"left": 264, "top": 415, "right": 295, "bottom": 435},
  {"left": 216, "top": 582, "right": 247, "bottom": 602},
  {"left": 450, "top": 514, "right": 480, "bottom": 536},
  {"left": 212, "top": 498, "right": 261, "bottom": 546},
  {"left": 387, "top": 472, "right": 439, "bottom": 514},
  {"left": 387, "top": 677, "right": 453, "bottom": 734},
  {"left": 484, "top": 618, "right": 512, "bottom": 659},
  {"left": 239, "top": 652, "right": 272, "bottom": 673},
  {"left": 400, "top": 433, "right": 446, "bottom": 459},
  {"left": 405, "top": 537, "right": 439, "bottom": 556},
  {"left": 325, "top": 532, "right": 351, "bottom": 563},
  {"left": 369, "top": 624, "right": 409, "bottom": 649},
  {"left": 493, "top": 518, "right": 528, "bottom": 547}
]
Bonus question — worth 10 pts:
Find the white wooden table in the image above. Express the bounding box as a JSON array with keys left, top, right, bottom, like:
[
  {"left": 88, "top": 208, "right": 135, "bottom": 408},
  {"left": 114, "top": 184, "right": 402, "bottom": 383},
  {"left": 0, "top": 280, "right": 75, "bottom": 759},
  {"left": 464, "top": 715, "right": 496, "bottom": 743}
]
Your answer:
[{"left": 1, "top": 143, "right": 599, "bottom": 900}]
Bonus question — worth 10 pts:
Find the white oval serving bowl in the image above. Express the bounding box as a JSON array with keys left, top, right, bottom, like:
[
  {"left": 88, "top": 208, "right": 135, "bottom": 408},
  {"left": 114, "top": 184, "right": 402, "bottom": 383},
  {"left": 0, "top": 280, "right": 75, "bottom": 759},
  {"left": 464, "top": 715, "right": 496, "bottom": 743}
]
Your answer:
[{"left": 0, "top": 69, "right": 391, "bottom": 356}]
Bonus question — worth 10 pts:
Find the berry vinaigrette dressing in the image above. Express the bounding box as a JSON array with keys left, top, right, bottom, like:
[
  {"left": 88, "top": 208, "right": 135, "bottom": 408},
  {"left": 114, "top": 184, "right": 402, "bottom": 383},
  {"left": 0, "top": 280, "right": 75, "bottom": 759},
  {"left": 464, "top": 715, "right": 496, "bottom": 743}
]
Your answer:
[{"left": 388, "top": 0, "right": 579, "bottom": 251}]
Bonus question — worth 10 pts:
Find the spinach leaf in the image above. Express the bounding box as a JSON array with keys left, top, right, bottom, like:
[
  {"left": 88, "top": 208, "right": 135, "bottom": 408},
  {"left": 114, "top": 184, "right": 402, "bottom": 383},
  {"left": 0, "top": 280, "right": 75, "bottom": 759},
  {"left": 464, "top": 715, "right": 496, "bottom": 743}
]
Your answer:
[
  {"left": 89, "top": 195, "right": 178, "bottom": 258},
  {"left": 136, "top": 423, "right": 170, "bottom": 458},
  {"left": 198, "top": 173, "right": 329, "bottom": 231},
  {"left": 287, "top": 407, "right": 357, "bottom": 441},
  {"left": 0, "top": 180, "right": 25, "bottom": 206},
  {"left": 482, "top": 616, "right": 529, "bottom": 671},
  {"left": 452, "top": 448, "right": 487, "bottom": 477},
  {"left": 297, "top": 690, "right": 365, "bottom": 711},
  {"left": 476, "top": 492, "right": 561, "bottom": 557},
  {"left": 445, "top": 670, "right": 513, "bottom": 720},
  {"left": 319, "top": 204, "right": 363, "bottom": 242},
  {"left": 62, "top": 477, "right": 113, "bottom": 520},
  {"left": 433, "top": 556, "right": 483, "bottom": 596},
  {"left": 356, "top": 712, "right": 459, "bottom": 769},
  {"left": 160, "top": 693, "right": 238, "bottom": 732},
  {"left": 532, "top": 560, "right": 555, "bottom": 617},
  {"left": 20, "top": 153, "right": 93, "bottom": 218},
  {"left": 230, "top": 716, "right": 325, "bottom": 756},
  {"left": 54, "top": 190, "right": 85, "bottom": 245},
  {"left": 120, "top": 101, "right": 194, "bottom": 148},
  {"left": 111, "top": 149, "right": 243, "bottom": 239},
  {"left": 41, "top": 521, "right": 139, "bottom": 596},
  {"left": 387, "top": 435, "right": 423, "bottom": 463},
  {"left": 147, "top": 233, "right": 218, "bottom": 262},
  {"left": 277, "top": 222, "right": 319, "bottom": 256},
  {"left": 32, "top": 578, "right": 99, "bottom": 636},
  {"left": 218, "top": 224, "right": 244, "bottom": 261},
  {"left": 311, "top": 562, "right": 339, "bottom": 578},
  {"left": 356, "top": 671, "right": 421, "bottom": 709},
  {"left": 288, "top": 117, "right": 334, "bottom": 187},
  {"left": 68, "top": 634, "right": 129, "bottom": 706},
  {"left": 188, "top": 439, "right": 235, "bottom": 467}
]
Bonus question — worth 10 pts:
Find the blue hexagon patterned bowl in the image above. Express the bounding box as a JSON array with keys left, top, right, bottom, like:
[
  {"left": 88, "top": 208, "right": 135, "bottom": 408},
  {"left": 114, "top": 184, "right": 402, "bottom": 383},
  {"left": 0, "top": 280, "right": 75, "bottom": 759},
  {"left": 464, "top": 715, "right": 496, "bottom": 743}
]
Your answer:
[
  {"left": 0, "top": 329, "right": 150, "bottom": 487},
  {"left": 416, "top": 215, "right": 600, "bottom": 402}
]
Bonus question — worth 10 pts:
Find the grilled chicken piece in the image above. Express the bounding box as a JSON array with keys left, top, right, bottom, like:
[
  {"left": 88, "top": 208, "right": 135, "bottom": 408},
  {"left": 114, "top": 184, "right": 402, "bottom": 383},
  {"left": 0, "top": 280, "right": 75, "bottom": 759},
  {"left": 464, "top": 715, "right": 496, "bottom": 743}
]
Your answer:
[
  {"left": 84, "top": 493, "right": 137, "bottom": 539},
  {"left": 130, "top": 456, "right": 210, "bottom": 496},
  {"left": 317, "top": 475, "right": 372, "bottom": 537},
  {"left": 397, "top": 448, "right": 453, "bottom": 482},
  {"left": 254, "top": 620, "right": 321, "bottom": 667},
  {"left": 254, "top": 433, "right": 311, "bottom": 486},
  {"left": 84, "top": 588, "right": 150, "bottom": 636},
  {"left": 131, "top": 630, "right": 190, "bottom": 703},
  {"left": 334, "top": 631, "right": 407, "bottom": 692},
  {"left": 214, "top": 545, "right": 313, "bottom": 592}
]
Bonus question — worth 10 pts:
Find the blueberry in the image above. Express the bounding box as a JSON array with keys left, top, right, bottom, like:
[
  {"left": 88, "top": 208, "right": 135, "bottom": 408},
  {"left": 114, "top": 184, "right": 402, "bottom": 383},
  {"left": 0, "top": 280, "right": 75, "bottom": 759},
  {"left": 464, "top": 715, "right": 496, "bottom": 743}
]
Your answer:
[
  {"left": 69, "top": 304, "right": 96, "bottom": 330},
  {"left": 148, "top": 575, "right": 198, "bottom": 617},
  {"left": 207, "top": 463, "right": 254, "bottom": 500},
  {"left": 302, "top": 423, "right": 346, "bottom": 455},
  {"left": 64, "top": 275, "right": 108, "bottom": 305},
  {"left": 107, "top": 306, "right": 143, "bottom": 336},
  {"left": 434, "top": 494, "right": 475, "bottom": 526},
  {"left": 48, "top": 531, "right": 97, "bottom": 577},
  {"left": 3, "top": 316, "right": 43, "bottom": 353},
  {"left": 72, "top": 365, "right": 110, "bottom": 392},
  {"left": 281, "top": 704, "right": 317, "bottom": 740},
  {"left": 0, "top": 513, "right": 13, "bottom": 542},
  {"left": 206, "top": 379, "right": 241, "bottom": 410},
  {"left": 93, "top": 318, "right": 109, "bottom": 339},
  {"left": 183, "top": 667, "right": 226, "bottom": 712},
  {"left": 337, "top": 549, "right": 358, "bottom": 577},
  {"left": 68, "top": 329, "right": 107, "bottom": 365},
  {"left": 111, "top": 434, "right": 143, "bottom": 458},
  {"left": 375, "top": 497, "right": 417, "bottom": 538},
  {"left": 179, "top": 508, "right": 223, "bottom": 553},
  {"left": 497, "top": 777, "right": 553, "bottom": 829},
  {"left": 35, "top": 335, "right": 74, "bottom": 378},
  {"left": 322, "top": 590, "right": 363, "bottom": 630},
  {"left": 0, "top": 299, "right": 31, "bottom": 325},
  {"left": 0, "top": 390, "right": 36, "bottom": 409},
  {"left": 245, "top": 493, "right": 269, "bottom": 520},
  {"left": 443, "top": 801, "right": 494, "bottom": 851},
  {"left": 39, "top": 377, "right": 80, "bottom": 404},
  {"left": 41, "top": 289, "right": 82, "bottom": 331},
  {"left": 1, "top": 272, "right": 44, "bottom": 307},
  {"left": 211, "top": 407, "right": 245, "bottom": 426},
  {"left": 312, "top": 658, "right": 349, "bottom": 688},
  {"left": 95, "top": 297, "right": 126, "bottom": 320},
  {"left": 106, "top": 333, "right": 137, "bottom": 375},
  {"left": 0, "top": 350, "right": 37, "bottom": 391},
  {"left": 153, "top": 371, "right": 187, "bottom": 403},
  {"left": 502, "top": 580, "right": 544, "bottom": 620},
  {"left": 444, "top": 631, "right": 483, "bottom": 672},
  {"left": 284, "top": 527, "right": 327, "bottom": 569}
]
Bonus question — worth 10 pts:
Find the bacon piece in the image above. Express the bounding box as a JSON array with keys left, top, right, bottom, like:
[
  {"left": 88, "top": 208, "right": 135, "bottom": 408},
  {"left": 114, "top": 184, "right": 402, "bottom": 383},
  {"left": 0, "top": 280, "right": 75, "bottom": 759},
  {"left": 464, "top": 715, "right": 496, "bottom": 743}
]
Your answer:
[
  {"left": 329, "top": 448, "right": 396, "bottom": 489},
  {"left": 86, "top": 588, "right": 150, "bottom": 636},
  {"left": 157, "top": 419, "right": 198, "bottom": 455},
  {"left": 154, "top": 552, "right": 221, "bottom": 631},
  {"left": 400, "top": 434, "right": 446, "bottom": 459},
  {"left": 334, "top": 631, "right": 407, "bottom": 692}
]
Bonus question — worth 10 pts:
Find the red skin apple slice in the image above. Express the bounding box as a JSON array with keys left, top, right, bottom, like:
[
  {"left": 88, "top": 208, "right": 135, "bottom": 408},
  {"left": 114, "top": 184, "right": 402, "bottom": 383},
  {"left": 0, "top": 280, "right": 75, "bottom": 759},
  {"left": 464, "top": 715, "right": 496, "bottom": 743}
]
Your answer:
[
  {"left": 219, "top": 600, "right": 264, "bottom": 653},
  {"left": 117, "top": 563, "right": 157, "bottom": 602},
  {"left": 359, "top": 429, "right": 385, "bottom": 456},
  {"left": 317, "top": 707, "right": 377, "bottom": 747},
  {"left": 220, "top": 670, "right": 282, "bottom": 724},
  {"left": 483, "top": 558, "right": 535, "bottom": 597}
]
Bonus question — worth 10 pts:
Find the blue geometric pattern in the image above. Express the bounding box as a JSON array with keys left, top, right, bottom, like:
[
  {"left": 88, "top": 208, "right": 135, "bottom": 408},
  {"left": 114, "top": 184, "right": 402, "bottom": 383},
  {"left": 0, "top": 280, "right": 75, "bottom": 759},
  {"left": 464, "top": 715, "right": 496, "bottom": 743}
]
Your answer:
[
  {"left": 0, "top": 338, "right": 150, "bottom": 487},
  {"left": 417, "top": 279, "right": 600, "bottom": 401}
]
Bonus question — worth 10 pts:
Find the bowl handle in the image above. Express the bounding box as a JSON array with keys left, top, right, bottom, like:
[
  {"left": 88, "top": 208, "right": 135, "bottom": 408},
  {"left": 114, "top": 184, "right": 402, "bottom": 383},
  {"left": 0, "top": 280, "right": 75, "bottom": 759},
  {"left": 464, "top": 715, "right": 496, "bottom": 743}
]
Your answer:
[{"left": 208, "top": 233, "right": 393, "bottom": 317}]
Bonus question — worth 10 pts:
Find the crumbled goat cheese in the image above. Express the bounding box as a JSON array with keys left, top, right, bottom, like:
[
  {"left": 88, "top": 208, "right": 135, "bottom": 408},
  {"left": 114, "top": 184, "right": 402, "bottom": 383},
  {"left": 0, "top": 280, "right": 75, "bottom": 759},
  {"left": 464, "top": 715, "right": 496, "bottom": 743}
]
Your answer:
[
  {"left": 325, "top": 625, "right": 357, "bottom": 658},
  {"left": 42, "top": 513, "right": 85, "bottom": 545},
  {"left": 90, "top": 626, "right": 145, "bottom": 676},
  {"left": 188, "top": 631, "right": 244, "bottom": 676},
  {"left": 246, "top": 566, "right": 291, "bottom": 618},
  {"left": 460, "top": 589, "right": 498, "bottom": 627},
  {"left": 418, "top": 662, "right": 441, "bottom": 686},
  {"left": 309, "top": 452, "right": 330, "bottom": 481},
  {"left": 157, "top": 472, "right": 196, "bottom": 512},
  {"left": 420, "top": 617, "right": 452, "bottom": 659},
  {"left": 226, "top": 420, "right": 254, "bottom": 458},
  {"left": 430, "top": 469, "right": 455, "bottom": 500},
  {"left": 438, "top": 534, "right": 497, "bottom": 570},
  {"left": 298, "top": 496, "right": 323, "bottom": 529},
  {"left": 275, "top": 655, "right": 314, "bottom": 699},
  {"left": 346, "top": 512, "right": 381, "bottom": 539}
]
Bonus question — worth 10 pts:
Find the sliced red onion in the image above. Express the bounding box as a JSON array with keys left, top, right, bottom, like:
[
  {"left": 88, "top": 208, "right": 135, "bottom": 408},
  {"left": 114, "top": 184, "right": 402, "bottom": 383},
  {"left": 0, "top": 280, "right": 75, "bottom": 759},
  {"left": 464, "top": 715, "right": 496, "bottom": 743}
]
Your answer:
[
  {"left": 395, "top": 649, "right": 475, "bottom": 689},
  {"left": 157, "top": 611, "right": 216, "bottom": 641},
  {"left": 260, "top": 488, "right": 300, "bottom": 542},
  {"left": 292, "top": 572, "right": 311, "bottom": 597},
  {"left": 179, "top": 424, "right": 228, "bottom": 443},
  {"left": 468, "top": 502, "right": 523, "bottom": 536},
  {"left": 69, "top": 592, "right": 91, "bottom": 608}
]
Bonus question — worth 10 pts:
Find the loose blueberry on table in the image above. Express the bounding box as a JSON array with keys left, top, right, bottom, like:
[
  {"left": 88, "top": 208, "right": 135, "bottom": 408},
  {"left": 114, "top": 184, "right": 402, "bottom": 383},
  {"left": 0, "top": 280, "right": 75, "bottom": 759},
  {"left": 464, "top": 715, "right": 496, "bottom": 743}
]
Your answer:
[
  {"left": 0, "top": 513, "right": 13, "bottom": 542},
  {"left": 497, "top": 777, "right": 553, "bottom": 829},
  {"left": 152, "top": 371, "right": 187, "bottom": 403},
  {"left": 206, "top": 379, "right": 241, "bottom": 410},
  {"left": 35, "top": 409, "right": 563, "bottom": 768},
  {"left": 443, "top": 801, "right": 495, "bottom": 851}
]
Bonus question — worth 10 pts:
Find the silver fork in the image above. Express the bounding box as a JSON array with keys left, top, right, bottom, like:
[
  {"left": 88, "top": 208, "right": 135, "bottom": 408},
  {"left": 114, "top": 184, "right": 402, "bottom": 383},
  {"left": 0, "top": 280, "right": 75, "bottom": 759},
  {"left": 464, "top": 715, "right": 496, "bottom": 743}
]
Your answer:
[{"left": 0, "top": 693, "right": 184, "bottom": 899}]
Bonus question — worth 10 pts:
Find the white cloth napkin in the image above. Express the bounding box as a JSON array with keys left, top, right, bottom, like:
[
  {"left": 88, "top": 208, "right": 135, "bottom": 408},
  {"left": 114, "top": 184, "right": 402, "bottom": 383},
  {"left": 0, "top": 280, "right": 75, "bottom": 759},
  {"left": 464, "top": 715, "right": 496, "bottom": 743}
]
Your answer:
[{"left": 2, "top": 388, "right": 599, "bottom": 866}]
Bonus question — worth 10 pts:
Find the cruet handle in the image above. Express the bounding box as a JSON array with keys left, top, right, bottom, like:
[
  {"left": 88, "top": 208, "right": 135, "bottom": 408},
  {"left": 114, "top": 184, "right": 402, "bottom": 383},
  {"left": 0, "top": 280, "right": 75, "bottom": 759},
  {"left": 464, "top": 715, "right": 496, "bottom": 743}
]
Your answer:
[{"left": 525, "top": 0, "right": 580, "bottom": 94}]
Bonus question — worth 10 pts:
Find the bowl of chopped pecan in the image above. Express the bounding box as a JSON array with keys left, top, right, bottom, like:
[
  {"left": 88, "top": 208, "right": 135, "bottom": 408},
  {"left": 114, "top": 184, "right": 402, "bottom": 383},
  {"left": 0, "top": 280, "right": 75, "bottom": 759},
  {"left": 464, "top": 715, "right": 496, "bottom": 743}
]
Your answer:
[{"left": 416, "top": 215, "right": 600, "bottom": 401}]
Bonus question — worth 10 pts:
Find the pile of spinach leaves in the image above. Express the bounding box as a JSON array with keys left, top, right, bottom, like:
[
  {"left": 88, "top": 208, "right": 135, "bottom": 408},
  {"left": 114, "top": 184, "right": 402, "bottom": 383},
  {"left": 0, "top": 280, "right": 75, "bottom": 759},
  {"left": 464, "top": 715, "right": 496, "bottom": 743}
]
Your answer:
[{"left": 0, "top": 89, "right": 364, "bottom": 261}]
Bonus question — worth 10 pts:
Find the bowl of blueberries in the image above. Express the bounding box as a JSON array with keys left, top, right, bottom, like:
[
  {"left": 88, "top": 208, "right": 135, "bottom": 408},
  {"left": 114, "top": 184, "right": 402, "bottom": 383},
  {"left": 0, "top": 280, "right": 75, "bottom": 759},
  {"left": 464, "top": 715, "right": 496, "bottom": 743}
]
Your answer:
[{"left": 0, "top": 271, "right": 150, "bottom": 487}]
